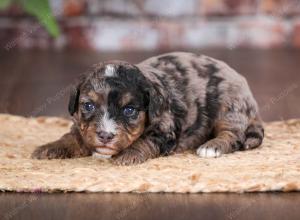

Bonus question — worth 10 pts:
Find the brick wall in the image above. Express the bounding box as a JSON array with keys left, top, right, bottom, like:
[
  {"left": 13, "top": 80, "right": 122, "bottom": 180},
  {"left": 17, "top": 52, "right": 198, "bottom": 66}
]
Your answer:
[{"left": 1, "top": 0, "right": 300, "bottom": 51}]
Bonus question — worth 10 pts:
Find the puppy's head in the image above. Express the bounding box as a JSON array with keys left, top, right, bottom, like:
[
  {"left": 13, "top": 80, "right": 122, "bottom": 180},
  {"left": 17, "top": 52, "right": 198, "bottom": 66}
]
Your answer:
[{"left": 68, "top": 61, "right": 165, "bottom": 156}]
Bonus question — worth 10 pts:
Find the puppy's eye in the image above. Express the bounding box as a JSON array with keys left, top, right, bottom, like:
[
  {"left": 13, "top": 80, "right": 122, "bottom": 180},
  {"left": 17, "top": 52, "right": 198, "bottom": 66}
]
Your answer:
[
  {"left": 123, "top": 106, "right": 137, "bottom": 117},
  {"left": 84, "top": 102, "right": 95, "bottom": 112}
]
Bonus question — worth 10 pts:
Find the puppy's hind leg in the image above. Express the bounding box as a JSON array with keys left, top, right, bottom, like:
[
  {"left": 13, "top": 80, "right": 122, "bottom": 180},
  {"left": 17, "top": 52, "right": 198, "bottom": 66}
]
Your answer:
[
  {"left": 243, "top": 116, "right": 264, "bottom": 150},
  {"left": 196, "top": 113, "right": 248, "bottom": 158}
]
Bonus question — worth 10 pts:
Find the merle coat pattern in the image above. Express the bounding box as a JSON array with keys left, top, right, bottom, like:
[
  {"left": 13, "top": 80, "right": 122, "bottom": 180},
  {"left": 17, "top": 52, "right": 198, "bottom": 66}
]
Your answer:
[{"left": 32, "top": 52, "right": 264, "bottom": 165}]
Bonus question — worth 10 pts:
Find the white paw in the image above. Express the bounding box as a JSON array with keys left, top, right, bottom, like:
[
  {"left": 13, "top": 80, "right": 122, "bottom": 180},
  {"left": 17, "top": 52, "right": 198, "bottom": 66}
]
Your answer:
[{"left": 196, "top": 147, "right": 222, "bottom": 158}]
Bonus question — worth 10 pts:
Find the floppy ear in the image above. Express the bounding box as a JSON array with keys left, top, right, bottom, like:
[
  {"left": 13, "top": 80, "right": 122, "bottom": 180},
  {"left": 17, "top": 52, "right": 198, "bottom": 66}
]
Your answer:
[
  {"left": 127, "top": 65, "right": 169, "bottom": 123},
  {"left": 68, "top": 85, "right": 80, "bottom": 116},
  {"left": 146, "top": 82, "right": 169, "bottom": 122},
  {"left": 68, "top": 76, "right": 86, "bottom": 116}
]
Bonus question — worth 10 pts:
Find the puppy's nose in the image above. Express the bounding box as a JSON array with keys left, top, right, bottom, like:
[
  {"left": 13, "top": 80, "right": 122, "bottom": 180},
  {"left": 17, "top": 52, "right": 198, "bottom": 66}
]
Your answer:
[{"left": 97, "top": 131, "right": 115, "bottom": 144}]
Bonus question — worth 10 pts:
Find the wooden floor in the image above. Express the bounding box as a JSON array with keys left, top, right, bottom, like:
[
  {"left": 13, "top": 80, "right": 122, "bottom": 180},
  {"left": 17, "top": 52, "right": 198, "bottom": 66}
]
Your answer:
[
  {"left": 0, "top": 49, "right": 300, "bottom": 220},
  {"left": 0, "top": 193, "right": 299, "bottom": 220}
]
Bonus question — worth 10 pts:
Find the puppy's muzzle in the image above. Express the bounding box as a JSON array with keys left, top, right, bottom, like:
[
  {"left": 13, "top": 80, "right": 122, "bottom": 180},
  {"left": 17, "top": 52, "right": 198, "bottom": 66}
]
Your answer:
[{"left": 97, "top": 131, "right": 115, "bottom": 144}]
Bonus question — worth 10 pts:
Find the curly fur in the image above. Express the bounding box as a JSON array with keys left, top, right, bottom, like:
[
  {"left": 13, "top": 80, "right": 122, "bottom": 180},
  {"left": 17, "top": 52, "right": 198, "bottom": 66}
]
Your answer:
[{"left": 31, "top": 52, "right": 264, "bottom": 165}]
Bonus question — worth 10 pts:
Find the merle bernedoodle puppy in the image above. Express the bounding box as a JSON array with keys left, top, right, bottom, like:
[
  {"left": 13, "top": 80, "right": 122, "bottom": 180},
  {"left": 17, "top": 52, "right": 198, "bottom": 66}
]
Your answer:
[{"left": 32, "top": 52, "right": 264, "bottom": 165}]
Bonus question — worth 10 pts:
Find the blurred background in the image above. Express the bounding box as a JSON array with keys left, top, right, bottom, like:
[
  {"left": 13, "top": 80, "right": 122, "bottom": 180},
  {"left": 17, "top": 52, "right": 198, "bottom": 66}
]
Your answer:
[
  {"left": 0, "top": 0, "right": 299, "bottom": 121},
  {"left": 2, "top": 0, "right": 300, "bottom": 50}
]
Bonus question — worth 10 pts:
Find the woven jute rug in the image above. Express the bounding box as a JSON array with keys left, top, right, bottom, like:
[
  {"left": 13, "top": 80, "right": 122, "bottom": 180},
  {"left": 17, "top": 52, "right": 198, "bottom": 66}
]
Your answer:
[{"left": 0, "top": 114, "right": 299, "bottom": 193}]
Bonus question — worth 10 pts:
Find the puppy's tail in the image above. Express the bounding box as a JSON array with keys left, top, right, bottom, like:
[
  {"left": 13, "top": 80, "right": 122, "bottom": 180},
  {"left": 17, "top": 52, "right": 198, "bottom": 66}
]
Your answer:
[{"left": 244, "top": 116, "right": 264, "bottom": 150}]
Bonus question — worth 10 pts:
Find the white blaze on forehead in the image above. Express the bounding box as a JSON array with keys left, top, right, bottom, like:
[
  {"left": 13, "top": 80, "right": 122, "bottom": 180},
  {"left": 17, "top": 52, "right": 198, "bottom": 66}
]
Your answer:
[
  {"left": 104, "top": 64, "right": 116, "bottom": 77},
  {"left": 101, "top": 111, "right": 117, "bottom": 134}
]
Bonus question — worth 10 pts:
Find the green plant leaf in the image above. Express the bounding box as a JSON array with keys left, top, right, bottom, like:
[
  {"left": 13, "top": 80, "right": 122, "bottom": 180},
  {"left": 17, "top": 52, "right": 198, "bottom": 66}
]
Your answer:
[
  {"left": 0, "top": 0, "right": 12, "bottom": 9},
  {"left": 20, "top": 0, "right": 60, "bottom": 37}
]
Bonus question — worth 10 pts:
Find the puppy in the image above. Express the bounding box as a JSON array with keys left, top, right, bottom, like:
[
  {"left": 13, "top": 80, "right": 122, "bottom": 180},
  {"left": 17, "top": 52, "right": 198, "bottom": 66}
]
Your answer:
[{"left": 31, "top": 52, "right": 264, "bottom": 165}]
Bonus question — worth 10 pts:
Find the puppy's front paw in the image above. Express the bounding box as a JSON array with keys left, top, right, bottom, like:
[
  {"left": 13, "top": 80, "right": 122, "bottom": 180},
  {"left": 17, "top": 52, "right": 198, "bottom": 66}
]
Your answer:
[
  {"left": 31, "top": 144, "right": 72, "bottom": 160},
  {"left": 196, "top": 141, "right": 224, "bottom": 158},
  {"left": 112, "top": 148, "right": 146, "bottom": 166}
]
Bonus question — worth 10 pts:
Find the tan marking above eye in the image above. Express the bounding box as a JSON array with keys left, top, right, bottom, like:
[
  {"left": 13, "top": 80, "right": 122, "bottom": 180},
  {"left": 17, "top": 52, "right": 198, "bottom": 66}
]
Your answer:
[
  {"left": 87, "top": 91, "right": 99, "bottom": 102},
  {"left": 84, "top": 91, "right": 106, "bottom": 104},
  {"left": 119, "top": 92, "right": 134, "bottom": 107}
]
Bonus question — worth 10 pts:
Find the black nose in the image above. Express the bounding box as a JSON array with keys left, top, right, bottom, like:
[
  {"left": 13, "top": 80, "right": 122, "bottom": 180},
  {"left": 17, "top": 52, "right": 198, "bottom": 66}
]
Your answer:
[{"left": 97, "top": 131, "right": 115, "bottom": 144}]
